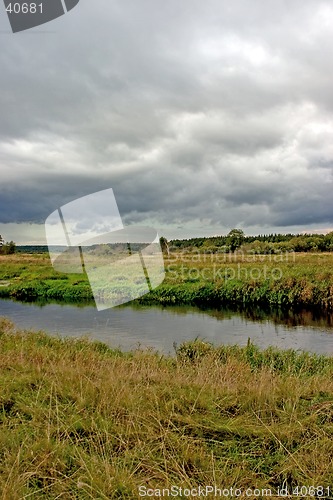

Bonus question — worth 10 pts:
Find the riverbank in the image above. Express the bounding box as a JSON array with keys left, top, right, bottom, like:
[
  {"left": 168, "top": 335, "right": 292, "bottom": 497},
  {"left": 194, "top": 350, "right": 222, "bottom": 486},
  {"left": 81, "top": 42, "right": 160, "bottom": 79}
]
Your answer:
[
  {"left": 0, "top": 254, "right": 92, "bottom": 303},
  {"left": 0, "top": 317, "right": 333, "bottom": 497},
  {"left": 1, "top": 253, "right": 333, "bottom": 310}
]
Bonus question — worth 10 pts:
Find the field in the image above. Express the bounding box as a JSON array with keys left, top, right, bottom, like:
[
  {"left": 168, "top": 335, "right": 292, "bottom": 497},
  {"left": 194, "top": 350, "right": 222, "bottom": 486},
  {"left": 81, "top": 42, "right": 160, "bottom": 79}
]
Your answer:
[
  {"left": 0, "top": 318, "right": 333, "bottom": 498},
  {"left": 0, "top": 254, "right": 92, "bottom": 303},
  {"left": 1, "top": 252, "right": 333, "bottom": 310},
  {"left": 1, "top": 253, "right": 333, "bottom": 497}
]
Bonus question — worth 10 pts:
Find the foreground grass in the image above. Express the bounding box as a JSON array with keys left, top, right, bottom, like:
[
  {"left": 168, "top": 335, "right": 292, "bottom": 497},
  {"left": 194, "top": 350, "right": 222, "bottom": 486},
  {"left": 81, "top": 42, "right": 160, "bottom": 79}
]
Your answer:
[
  {"left": 2, "top": 252, "right": 333, "bottom": 310},
  {"left": 1, "top": 318, "right": 333, "bottom": 498}
]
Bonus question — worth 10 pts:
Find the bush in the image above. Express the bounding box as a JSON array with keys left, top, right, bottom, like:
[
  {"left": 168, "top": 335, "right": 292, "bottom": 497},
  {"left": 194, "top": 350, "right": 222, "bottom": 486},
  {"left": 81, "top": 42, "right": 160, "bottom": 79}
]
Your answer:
[{"left": 0, "top": 241, "right": 16, "bottom": 255}]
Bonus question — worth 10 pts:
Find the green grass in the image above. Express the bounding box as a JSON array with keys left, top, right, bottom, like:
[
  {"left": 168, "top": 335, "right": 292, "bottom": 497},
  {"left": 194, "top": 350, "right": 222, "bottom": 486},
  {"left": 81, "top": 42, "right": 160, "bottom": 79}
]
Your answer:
[
  {"left": 2, "top": 252, "right": 333, "bottom": 310},
  {"left": 1, "top": 318, "right": 333, "bottom": 498},
  {"left": 0, "top": 254, "right": 93, "bottom": 303},
  {"left": 139, "top": 252, "right": 333, "bottom": 310}
]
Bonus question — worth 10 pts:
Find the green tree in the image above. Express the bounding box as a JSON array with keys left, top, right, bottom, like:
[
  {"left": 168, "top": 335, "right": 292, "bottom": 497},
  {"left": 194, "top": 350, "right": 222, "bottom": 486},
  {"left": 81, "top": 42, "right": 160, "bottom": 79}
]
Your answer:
[
  {"left": 0, "top": 239, "right": 16, "bottom": 255},
  {"left": 227, "top": 229, "right": 245, "bottom": 253},
  {"left": 159, "top": 236, "right": 170, "bottom": 256},
  {"left": 323, "top": 232, "right": 333, "bottom": 251}
]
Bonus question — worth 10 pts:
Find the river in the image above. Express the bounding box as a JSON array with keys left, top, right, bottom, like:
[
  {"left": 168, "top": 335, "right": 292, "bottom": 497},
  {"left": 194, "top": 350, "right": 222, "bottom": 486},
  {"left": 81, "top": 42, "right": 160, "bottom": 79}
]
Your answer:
[{"left": 1, "top": 298, "right": 333, "bottom": 355}]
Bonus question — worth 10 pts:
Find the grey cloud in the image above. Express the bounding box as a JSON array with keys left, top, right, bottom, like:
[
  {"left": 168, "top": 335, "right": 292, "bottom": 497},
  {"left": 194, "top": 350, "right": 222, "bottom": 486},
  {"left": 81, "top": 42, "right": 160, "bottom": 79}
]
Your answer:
[{"left": 1, "top": 0, "right": 333, "bottom": 238}]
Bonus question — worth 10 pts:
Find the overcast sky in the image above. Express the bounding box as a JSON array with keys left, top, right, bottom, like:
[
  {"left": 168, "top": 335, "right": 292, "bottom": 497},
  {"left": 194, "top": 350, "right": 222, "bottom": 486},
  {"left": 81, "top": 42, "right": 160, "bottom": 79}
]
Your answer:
[{"left": 1, "top": 0, "right": 333, "bottom": 244}]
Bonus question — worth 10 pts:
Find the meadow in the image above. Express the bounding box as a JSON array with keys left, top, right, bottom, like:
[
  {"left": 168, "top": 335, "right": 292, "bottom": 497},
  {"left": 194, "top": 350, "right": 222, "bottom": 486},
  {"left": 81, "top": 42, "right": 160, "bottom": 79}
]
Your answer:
[
  {"left": 0, "top": 254, "right": 92, "bottom": 303},
  {"left": 1, "top": 251, "right": 333, "bottom": 310},
  {"left": 1, "top": 253, "right": 333, "bottom": 497},
  {"left": 0, "top": 317, "right": 333, "bottom": 498},
  {"left": 142, "top": 251, "right": 333, "bottom": 310}
]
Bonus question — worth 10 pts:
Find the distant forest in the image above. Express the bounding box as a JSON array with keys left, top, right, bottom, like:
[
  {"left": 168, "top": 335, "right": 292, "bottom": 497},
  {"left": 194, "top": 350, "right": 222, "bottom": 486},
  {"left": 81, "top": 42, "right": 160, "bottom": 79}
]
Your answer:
[
  {"left": 169, "top": 229, "right": 333, "bottom": 253},
  {"left": 12, "top": 230, "right": 333, "bottom": 254}
]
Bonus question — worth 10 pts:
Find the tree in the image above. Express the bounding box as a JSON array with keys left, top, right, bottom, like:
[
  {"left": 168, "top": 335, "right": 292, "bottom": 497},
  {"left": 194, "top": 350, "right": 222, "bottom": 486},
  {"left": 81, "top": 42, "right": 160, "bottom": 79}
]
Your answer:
[
  {"left": 6, "top": 241, "right": 16, "bottom": 254},
  {"left": 0, "top": 238, "right": 16, "bottom": 255},
  {"left": 323, "top": 232, "right": 333, "bottom": 251},
  {"left": 227, "top": 229, "right": 245, "bottom": 253},
  {"left": 159, "top": 236, "right": 170, "bottom": 256}
]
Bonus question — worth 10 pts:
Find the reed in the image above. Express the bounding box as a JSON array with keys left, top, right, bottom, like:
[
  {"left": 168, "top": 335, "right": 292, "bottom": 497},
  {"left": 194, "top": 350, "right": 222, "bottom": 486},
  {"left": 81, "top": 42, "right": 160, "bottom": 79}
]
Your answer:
[
  {"left": 0, "top": 319, "right": 333, "bottom": 497},
  {"left": 1, "top": 252, "right": 333, "bottom": 309}
]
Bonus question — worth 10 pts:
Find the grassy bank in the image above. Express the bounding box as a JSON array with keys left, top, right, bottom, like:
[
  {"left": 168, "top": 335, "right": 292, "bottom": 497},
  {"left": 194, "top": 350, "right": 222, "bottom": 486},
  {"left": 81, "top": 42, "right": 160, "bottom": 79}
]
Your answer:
[
  {"left": 1, "top": 252, "right": 333, "bottom": 310},
  {"left": 0, "top": 318, "right": 333, "bottom": 497},
  {"left": 0, "top": 254, "right": 92, "bottom": 303},
  {"left": 140, "top": 252, "right": 333, "bottom": 310}
]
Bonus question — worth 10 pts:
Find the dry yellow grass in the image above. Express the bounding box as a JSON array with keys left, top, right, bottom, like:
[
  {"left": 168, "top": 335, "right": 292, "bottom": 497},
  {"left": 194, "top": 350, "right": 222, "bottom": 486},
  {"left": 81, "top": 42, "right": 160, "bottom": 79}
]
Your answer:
[{"left": 0, "top": 318, "right": 333, "bottom": 498}]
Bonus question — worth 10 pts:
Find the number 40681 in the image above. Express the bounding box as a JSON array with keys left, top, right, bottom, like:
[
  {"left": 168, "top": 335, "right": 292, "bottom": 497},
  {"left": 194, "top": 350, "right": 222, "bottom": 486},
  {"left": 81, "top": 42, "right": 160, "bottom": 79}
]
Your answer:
[{"left": 6, "top": 3, "right": 43, "bottom": 14}]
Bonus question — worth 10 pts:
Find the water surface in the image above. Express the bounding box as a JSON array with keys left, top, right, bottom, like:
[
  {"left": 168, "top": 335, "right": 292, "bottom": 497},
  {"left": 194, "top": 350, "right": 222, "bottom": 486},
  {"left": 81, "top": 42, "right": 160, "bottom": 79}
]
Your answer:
[{"left": 1, "top": 299, "right": 333, "bottom": 355}]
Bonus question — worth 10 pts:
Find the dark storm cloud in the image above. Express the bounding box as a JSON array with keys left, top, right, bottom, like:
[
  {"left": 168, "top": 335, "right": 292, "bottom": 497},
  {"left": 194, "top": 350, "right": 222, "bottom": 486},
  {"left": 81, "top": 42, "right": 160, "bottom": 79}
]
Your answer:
[{"left": 1, "top": 0, "right": 333, "bottom": 240}]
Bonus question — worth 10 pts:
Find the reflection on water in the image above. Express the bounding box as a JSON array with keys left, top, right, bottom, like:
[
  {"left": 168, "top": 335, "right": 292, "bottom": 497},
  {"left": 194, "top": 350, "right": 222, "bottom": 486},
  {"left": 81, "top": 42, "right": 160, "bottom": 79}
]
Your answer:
[
  {"left": 0, "top": 299, "right": 333, "bottom": 355},
  {"left": 193, "top": 304, "right": 333, "bottom": 329}
]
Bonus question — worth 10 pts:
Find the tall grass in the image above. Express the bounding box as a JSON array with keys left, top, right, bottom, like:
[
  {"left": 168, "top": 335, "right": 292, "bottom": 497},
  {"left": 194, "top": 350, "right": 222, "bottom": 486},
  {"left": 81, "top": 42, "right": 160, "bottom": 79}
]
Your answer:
[
  {"left": 0, "top": 254, "right": 93, "bottom": 303},
  {"left": 2, "top": 253, "right": 333, "bottom": 310},
  {"left": 1, "top": 319, "right": 333, "bottom": 497},
  {"left": 139, "top": 252, "right": 333, "bottom": 310}
]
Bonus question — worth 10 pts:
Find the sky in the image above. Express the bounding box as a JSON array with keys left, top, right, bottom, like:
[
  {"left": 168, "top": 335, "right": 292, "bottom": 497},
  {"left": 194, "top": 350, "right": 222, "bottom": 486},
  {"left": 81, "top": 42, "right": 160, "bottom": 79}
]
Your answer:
[{"left": 1, "top": 0, "right": 333, "bottom": 244}]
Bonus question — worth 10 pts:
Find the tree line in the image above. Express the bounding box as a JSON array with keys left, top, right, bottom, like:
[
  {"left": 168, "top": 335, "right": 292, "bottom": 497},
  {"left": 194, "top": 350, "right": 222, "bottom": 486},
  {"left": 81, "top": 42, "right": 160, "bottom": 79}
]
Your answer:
[
  {"left": 2, "top": 230, "right": 333, "bottom": 256},
  {"left": 167, "top": 229, "right": 333, "bottom": 254}
]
